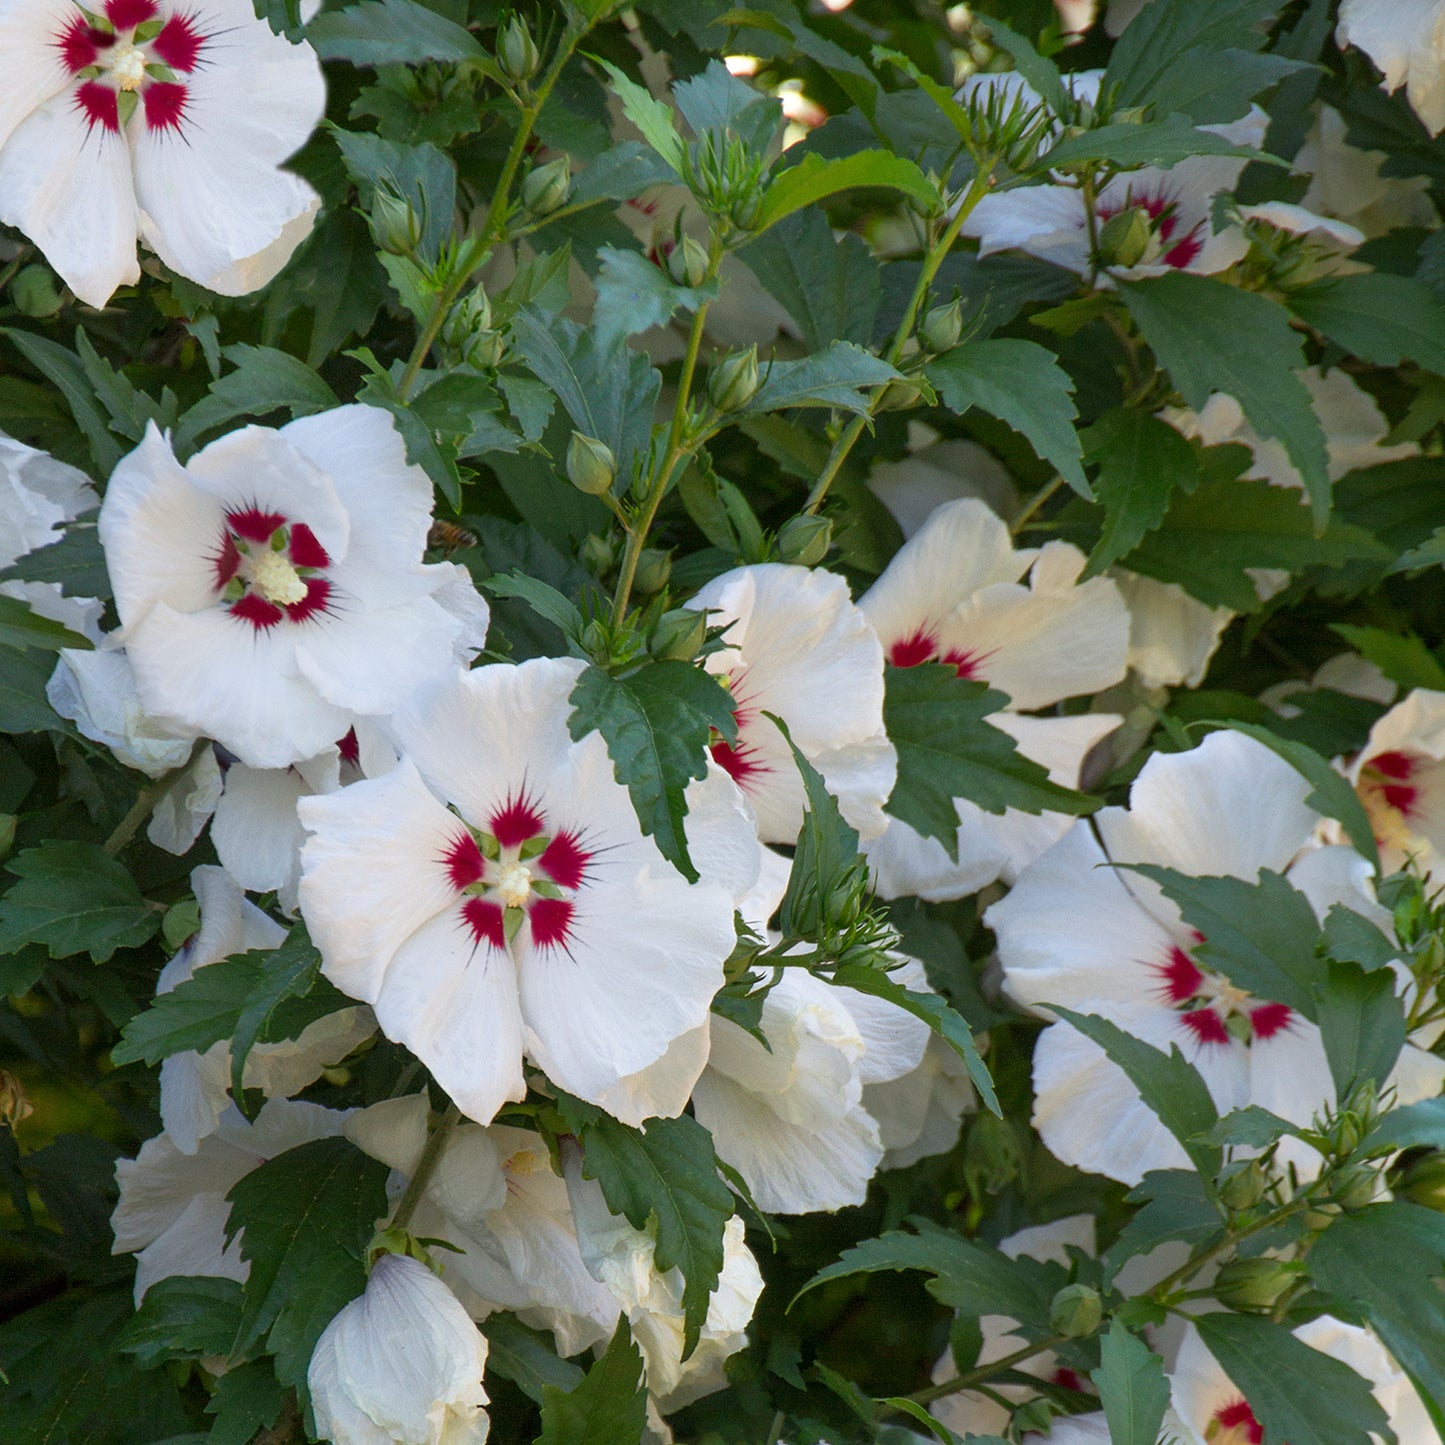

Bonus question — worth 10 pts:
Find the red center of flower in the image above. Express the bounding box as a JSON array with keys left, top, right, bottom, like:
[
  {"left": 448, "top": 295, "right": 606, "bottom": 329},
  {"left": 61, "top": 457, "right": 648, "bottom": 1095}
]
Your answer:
[
  {"left": 57, "top": 0, "right": 206, "bottom": 136},
  {"left": 444, "top": 792, "right": 594, "bottom": 954},
  {"left": 1096, "top": 188, "right": 1204, "bottom": 270},
  {"left": 1210, "top": 1398, "right": 1264, "bottom": 1445},
  {"left": 886, "top": 626, "right": 988, "bottom": 679},
  {"left": 213, "top": 507, "right": 333, "bottom": 632},
  {"left": 1150, "top": 938, "right": 1293, "bottom": 1049}
]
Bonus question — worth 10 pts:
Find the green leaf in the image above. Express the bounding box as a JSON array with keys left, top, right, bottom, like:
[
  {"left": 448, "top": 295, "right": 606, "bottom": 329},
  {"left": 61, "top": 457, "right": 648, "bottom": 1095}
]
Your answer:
[
  {"left": 74, "top": 329, "right": 176, "bottom": 442},
  {"left": 829, "top": 963, "right": 998, "bottom": 1116},
  {"left": 1330, "top": 623, "right": 1445, "bottom": 693},
  {"left": 592, "top": 246, "right": 718, "bottom": 355},
  {"left": 1042, "top": 116, "right": 1274, "bottom": 171},
  {"left": 4, "top": 328, "right": 125, "bottom": 474},
  {"left": 1082, "top": 407, "right": 1201, "bottom": 574},
  {"left": 0, "top": 595, "right": 93, "bottom": 652},
  {"left": 174, "top": 344, "right": 337, "bottom": 455},
  {"left": 1104, "top": 1170, "right": 1223, "bottom": 1272},
  {"left": 1360, "top": 1096, "right": 1445, "bottom": 1155},
  {"left": 1316, "top": 959, "right": 1406, "bottom": 1099},
  {"left": 1120, "top": 274, "right": 1330, "bottom": 522},
  {"left": 1321, "top": 904, "right": 1397, "bottom": 973},
  {"left": 1122, "top": 471, "right": 1389, "bottom": 611},
  {"left": 1312, "top": 1202, "right": 1445, "bottom": 1410},
  {"left": 332, "top": 130, "right": 457, "bottom": 265},
  {"left": 1286, "top": 272, "right": 1445, "bottom": 373},
  {"left": 594, "top": 59, "right": 686, "bottom": 174},
  {"left": 742, "top": 210, "right": 881, "bottom": 352},
  {"left": 882, "top": 667, "right": 1097, "bottom": 856},
  {"left": 1193, "top": 1311, "right": 1394, "bottom": 1445},
  {"left": 0, "top": 648, "right": 59, "bottom": 734},
  {"left": 204, "top": 1359, "right": 288, "bottom": 1445},
  {"left": 1120, "top": 865, "right": 1323, "bottom": 1018},
  {"left": 754, "top": 150, "right": 937, "bottom": 232},
  {"left": 568, "top": 660, "right": 736, "bottom": 882},
  {"left": 0, "top": 517, "right": 109, "bottom": 600},
  {"left": 1135, "top": 49, "right": 1309, "bottom": 125},
  {"left": 1091, "top": 1324, "right": 1170, "bottom": 1445},
  {"left": 1051, "top": 1008, "right": 1220, "bottom": 1179},
  {"left": 116, "top": 1277, "right": 244, "bottom": 1368},
  {"left": 745, "top": 342, "right": 900, "bottom": 416},
  {"left": 566, "top": 1107, "right": 734, "bottom": 1358},
  {"left": 1197, "top": 1106, "right": 1300, "bottom": 1148},
  {"left": 0, "top": 841, "right": 158, "bottom": 963},
  {"left": 1222, "top": 723, "right": 1381, "bottom": 875},
  {"left": 536, "top": 1319, "right": 646, "bottom": 1445},
  {"left": 306, "top": 0, "right": 484, "bottom": 64},
  {"left": 569, "top": 143, "right": 681, "bottom": 207},
  {"left": 225, "top": 1135, "right": 390, "bottom": 1388},
  {"left": 673, "top": 58, "right": 781, "bottom": 152},
  {"left": 928, "top": 339, "right": 1088, "bottom": 496},
  {"left": 485, "top": 573, "right": 584, "bottom": 644},
  {"left": 481, "top": 1315, "right": 584, "bottom": 1404}
]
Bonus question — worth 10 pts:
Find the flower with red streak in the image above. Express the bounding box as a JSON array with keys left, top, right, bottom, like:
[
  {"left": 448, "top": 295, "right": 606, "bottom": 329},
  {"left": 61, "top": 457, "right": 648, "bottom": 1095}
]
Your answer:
[
  {"left": 0, "top": 0, "right": 324, "bottom": 305},
  {"left": 98, "top": 405, "right": 490, "bottom": 770},
  {"left": 858, "top": 498, "right": 1129, "bottom": 902},
  {"left": 297, "top": 659, "right": 737, "bottom": 1127},
  {"left": 987, "top": 729, "right": 1445, "bottom": 1186},
  {"left": 1346, "top": 687, "right": 1445, "bottom": 878},
  {"left": 685, "top": 563, "right": 896, "bottom": 846}
]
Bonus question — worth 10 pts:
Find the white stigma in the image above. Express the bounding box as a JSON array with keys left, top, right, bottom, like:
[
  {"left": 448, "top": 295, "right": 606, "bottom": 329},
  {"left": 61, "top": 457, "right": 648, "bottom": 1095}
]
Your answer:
[
  {"left": 496, "top": 861, "right": 534, "bottom": 909},
  {"left": 250, "top": 550, "right": 309, "bottom": 606},
  {"left": 111, "top": 42, "right": 148, "bottom": 89}
]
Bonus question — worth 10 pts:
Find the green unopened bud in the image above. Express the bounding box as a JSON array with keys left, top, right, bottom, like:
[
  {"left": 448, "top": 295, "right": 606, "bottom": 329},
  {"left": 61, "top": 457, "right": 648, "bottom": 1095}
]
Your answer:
[
  {"left": 667, "top": 235, "right": 709, "bottom": 288},
  {"left": 1048, "top": 1284, "right": 1102, "bottom": 1339},
  {"left": 580, "top": 618, "right": 610, "bottom": 659},
  {"left": 730, "top": 190, "right": 762, "bottom": 231},
  {"left": 708, "top": 345, "right": 760, "bottom": 413},
  {"left": 1332, "top": 1112, "right": 1365, "bottom": 1156},
  {"left": 1332, "top": 1162, "right": 1379, "bottom": 1212},
  {"left": 496, "top": 14, "right": 539, "bottom": 82},
  {"left": 11, "top": 264, "right": 62, "bottom": 317},
  {"left": 633, "top": 547, "right": 672, "bottom": 594},
  {"left": 874, "top": 377, "right": 927, "bottom": 412},
  {"left": 580, "top": 533, "right": 615, "bottom": 575},
  {"left": 1303, "top": 1201, "right": 1342, "bottom": 1233},
  {"left": 1213, "top": 1257, "right": 1303, "bottom": 1312},
  {"left": 651, "top": 608, "right": 707, "bottom": 662},
  {"left": 1218, "top": 1159, "right": 1267, "bottom": 1212},
  {"left": 523, "top": 157, "right": 571, "bottom": 218},
  {"left": 1396, "top": 1152, "right": 1445, "bottom": 1211},
  {"left": 566, "top": 432, "right": 616, "bottom": 496},
  {"left": 442, "top": 285, "right": 491, "bottom": 346},
  {"left": 776, "top": 514, "right": 833, "bottom": 567},
  {"left": 919, "top": 298, "right": 963, "bottom": 355},
  {"left": 1096, "top": 206, "right": 1152, "bottom": 269},
  {"left": 370, "top": 189, "right": 422, "bottom": 255}
]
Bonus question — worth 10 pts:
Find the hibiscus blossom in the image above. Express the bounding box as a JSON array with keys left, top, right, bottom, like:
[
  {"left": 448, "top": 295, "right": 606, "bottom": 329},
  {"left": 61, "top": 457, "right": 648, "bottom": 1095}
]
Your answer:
[
  {"left": 858, "top": 498, "right": 1128, "bottom": 901},
  {"left": 298, "top": 658, "right": 737, "bottom": 1127},
  {"left": 986, "top": 730, "right": 1445, "bottom": 1185},
  {"left": 99, "top": 405, "right": 490, "bottom": 771},
  {"left": 1337, "top": 0, "right": 1445, "bottom": 136},
  {"left": 1347, "top": 687, "right": 1445, "bottom": 879},
  {"left": 0, "top": 0, "right": 324, "bottom": 305}
]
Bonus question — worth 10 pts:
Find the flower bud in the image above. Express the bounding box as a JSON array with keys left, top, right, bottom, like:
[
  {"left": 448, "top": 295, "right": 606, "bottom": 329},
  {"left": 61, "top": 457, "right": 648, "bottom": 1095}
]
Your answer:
[
  {"left": 522, "top": 157, "right": 571, "bottom": 218},
  {"left": 11, "top": 264, "right": 62, "bottom": 318},
  {"left": 1218, "top": 1159, "right": 1267, "bottom": 1212},
  {"left": 566, "top": 432, "right": 616, "bottom": 496},
  {"left": 776, "top": 514, "right": 832, "bottom": 567},
  {"left": 633, "top": 547, "right": 672, "bottom": 594},
  {"left": 369, "top": 189, "right": 422, "bottom": 256},
  {"left": 874, "top": 377, "right": 927, "bottom": 412},
  {"left": 919, "top": 298, "right": 963, "bottom": 355},
  {"left": 1396, "top": 1152, "right": 1445, "bottom": 1211},
  {"left": 0, "top": 1068, "right": 33, "bottom": 1130},
  {"left": 1213, "top": 1257, "right": 1303, "bottom": 1312},
  {"left": 1096, "top": 206, "right": 1152, "bottom": 269},
  {"left": 730, "top": 189, "right": 762, "bottom": 232},
  {"left": 1333, "top": 1162, "right": 1379, "bottom": 1212},
  {"left": 441, "top": 285, "right": 492, "bottom": 347},
  {"left": 1303, "top": 1201, "right": 1342, "bottom": 1233},
  {"left": 496, "top": 14, "right": 539, "bottom": 82},
  {"left": 667, "top": 235, "right": 709, "bottom": 288},
  {"left": 580, "top": 533, "right": 615, "bottom": 575},
  {"left": 1048, "top": 1284, "right": 1102, "bottom": 1339},
  {"left": 651, "top": 608, "right": 707, "bottom": 662},
  {"left": 708, "top": 345, "right": 760, "bottom": 413}
]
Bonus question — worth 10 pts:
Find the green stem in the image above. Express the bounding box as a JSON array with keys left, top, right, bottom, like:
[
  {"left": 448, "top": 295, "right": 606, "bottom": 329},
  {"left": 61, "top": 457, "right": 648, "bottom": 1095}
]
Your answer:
[
  {"left": 883, "top": 1332, "right": 1072, "bottom": 1415},
  {"left": 389, "top": 1102, "right": 463, "bottom": 1233},
  {"left": 395, "top": 24, "right": 586, "bottom": 401},
  {"left": 102, "top": 738, "right": 209, "bottom": 858},
  {"left": 801, "top": 168, "right": 994, "bottom": 518},
  {"left": 1008, "top": 475, "right": 1065, "bottom": 536}
]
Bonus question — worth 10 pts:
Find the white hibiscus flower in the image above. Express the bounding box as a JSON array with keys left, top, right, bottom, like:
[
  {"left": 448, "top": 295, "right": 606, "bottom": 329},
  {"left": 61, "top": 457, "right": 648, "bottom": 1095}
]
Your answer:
[{"left": 1337, "top": 0, "right": 1445, "bottom": 136}]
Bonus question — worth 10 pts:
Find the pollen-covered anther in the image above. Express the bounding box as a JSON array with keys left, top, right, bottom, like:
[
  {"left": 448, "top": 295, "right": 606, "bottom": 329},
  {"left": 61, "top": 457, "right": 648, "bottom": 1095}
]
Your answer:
[
  {"left": 110, "top": 41, "right": 148, "bottom": 88},
  {"left": 249, "top": 549, "right": 309, "bottom": 606},
  {"left": 495, "top": 860, "right": 534, "bottom": 909}
]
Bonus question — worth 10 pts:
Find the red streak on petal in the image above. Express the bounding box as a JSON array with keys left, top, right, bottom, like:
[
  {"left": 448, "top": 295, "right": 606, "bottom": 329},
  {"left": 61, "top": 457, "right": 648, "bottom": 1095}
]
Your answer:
[
  {"left": 212, "top": 532, "right": 240, "bottom": 588},
  {"left": 941, "top": 646, "right": 985, "bottom": 680},
  {"left": 462, "top": 898, "right": 506, "bottom": 950},
  {"left": 227, "top": 507, "right": 287, "bottom": 543},
  {"left": 888, "top": 628, "right": 939, "bottom": 668},
  {"left": 490, "top": 794, "right": 546, "bottom": 848},
  {"left": 1250, "top": 1001, "right": 1293, "bottom": 1040},
  {"left": 338, "top": 727, "right": 360, "bottom": 766},
  {"left": 56, "top": 16, "right": 101, "bottom": 71},
  {"left": 1372, "top": 750, "right": 1416, "bottom": 780},
  {"left": 142, "top": 81, "right": 188, "bottom": 133},
  {"left": 1215, "top": 1400, "right": 1263, "bottom": 1445},
  {"left": 538, "top": 830, "right": 590, "bottom": 890},
  {"left": 230, "top": 592, "right": 284, "bottom": 630},
  {"left": 284, "top": 577, "right": 332, "bottom": 623},
  {"left": 1384, "top": 781, "right": 1420, "bottom": 814},
  {"left": 287, "top": 522, "right": 330, "bottom": 569},
  {"left": 1179, "top": 1006, "right": 1229, "bottom": 1047},
  {"left": 1154, "top": 944, "right": 1203, "bottom": 1004},
  {"left": 75, "top": 81, "right": 120, "bottom": 134},
  {"left": 1161, "top": 230, "right": 1203, "bottom": 269},
  {"left": 1051, "top": 1367, "right": 1086, "bottom": 1393},
  {"left": 442, "top": 831, "right": 484, "bottom": 890},
  {"left": 105, "top": 0, "right": 158, "bottom": 27},
  {"left": 150, "top": 11, "right": 204, "bottom": 70},
  {"left": 529, "top": 897, "right": 574, "bottom": 949},
  {"left": 710, "top": 734, "right": 769, "bottom": 785}
]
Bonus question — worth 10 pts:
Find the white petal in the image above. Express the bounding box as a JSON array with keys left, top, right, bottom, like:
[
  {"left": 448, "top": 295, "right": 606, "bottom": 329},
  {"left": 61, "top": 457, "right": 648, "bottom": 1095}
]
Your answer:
[
  {"left": 48, "top": 647, "right": 196, "bottom": 777},
  {"left": 212, "top": 762, "right": 312, "bottom": 898},
  {"left": 158, "top": 1048, "right": 230, "bottom": 1155},
  {"left": 132, "top": 1191, "right": 248, "bottom": 1302},
  {"left": 1113, "top": 570, "right": 1232, "bottom": 689},
  {"left": 867, "top": 442, "right": 1017, "bottom": 541},
  {"left": 0, "top": 0, "right": 74, "bottom": 153}
]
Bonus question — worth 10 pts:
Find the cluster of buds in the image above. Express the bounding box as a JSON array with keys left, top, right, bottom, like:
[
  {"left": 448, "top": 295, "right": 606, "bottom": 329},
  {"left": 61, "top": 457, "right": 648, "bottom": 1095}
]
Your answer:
[
  {"left": 681, "top": 129, "right": 769, "bottom": 232},
  {"left": 440, "top": 286, "right": 505, "bottom": 369}
]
